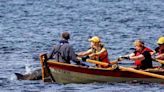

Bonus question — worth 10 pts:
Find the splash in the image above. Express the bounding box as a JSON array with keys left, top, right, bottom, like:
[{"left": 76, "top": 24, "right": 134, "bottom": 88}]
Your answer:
[{"left": 25, "top": 61, "right": 34, "bottom": 74}]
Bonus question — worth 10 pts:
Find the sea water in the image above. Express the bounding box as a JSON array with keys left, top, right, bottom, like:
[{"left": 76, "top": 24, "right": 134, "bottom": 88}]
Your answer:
[{"left": 0, "top": 0, "right": 164, "bottom": 92}]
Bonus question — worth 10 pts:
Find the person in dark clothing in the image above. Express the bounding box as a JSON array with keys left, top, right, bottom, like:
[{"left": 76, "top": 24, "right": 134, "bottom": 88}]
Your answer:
[
  {"left": 120, "top": 40, "right": 153, "bottom": 70},
  {"left": 15, "top": 32, "right": 83, "bottom": 80},
  {"left": 48, "top": 32, "right": 81, "bottom": 64}
]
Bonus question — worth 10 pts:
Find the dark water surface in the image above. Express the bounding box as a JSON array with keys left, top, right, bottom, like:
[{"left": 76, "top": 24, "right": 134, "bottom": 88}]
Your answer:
[{"left": 1, "top": 0, "right": 164, "bottom": 92}]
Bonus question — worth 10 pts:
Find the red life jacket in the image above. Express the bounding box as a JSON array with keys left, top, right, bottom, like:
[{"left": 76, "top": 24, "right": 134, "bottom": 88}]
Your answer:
[
  {"left": 135, "top": 47, "right": 153, "bottom": 66},
  {"left": 95, "top": 49, "right": 110, "bottom": 68},
  {"left": 93, "top": 49, "right": 110, "bottom": 68},
  {"left": 99, "top": 50, "right": 109, "bottom": 63}
]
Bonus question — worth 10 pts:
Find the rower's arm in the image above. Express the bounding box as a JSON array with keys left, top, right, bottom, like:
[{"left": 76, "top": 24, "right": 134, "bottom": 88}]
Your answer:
[
  {"left": 95, "top": 48, "right": 106, "bottom": 55},
  {"left": 156, "top": 53, "right": 164, "bottom": 60},
  {"left": 128, "top": 53, "right": 135, "bottom": 57},
  {"left": 150, "top": 50, "right": 156, "bottom": 55},
  {"left": 77, "top": 49, "right": 92, "bottom": 57},
  {"left": 130, "top": 54, "right": 145, "bottom": 61},
  {"left": 88, "top": 48, "right": 107, "bottom": 58},
  {"left": 129, "top": 51, "right": 151, "bottom": 61}
]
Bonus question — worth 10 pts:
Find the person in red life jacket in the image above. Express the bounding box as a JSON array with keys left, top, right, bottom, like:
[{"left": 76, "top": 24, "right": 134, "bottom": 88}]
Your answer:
[
  {"left": 77, "top": 36, "right": 110, "bottom": 68},
  {"left": 120, "top": 40, "right": 153, "bottom": 70},
  {"left": 154, "top": 36, "right": 164, "bottom": 67}
]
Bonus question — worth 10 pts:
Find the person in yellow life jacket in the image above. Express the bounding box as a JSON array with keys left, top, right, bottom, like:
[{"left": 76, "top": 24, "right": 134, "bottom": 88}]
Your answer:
[
  {"left": 120, "top": 40, "right": 153, "bottom": 70},
  {"left": 77, "top": 36, "right": 110, "bottom": 68},
  {"left": 154, "top": 36, "right": 164, "bottom": 67}
]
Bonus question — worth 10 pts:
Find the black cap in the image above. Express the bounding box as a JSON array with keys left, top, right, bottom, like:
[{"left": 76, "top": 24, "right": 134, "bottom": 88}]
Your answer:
[{"left": 62, "top": 32, "right": 70, "bottom": 40}]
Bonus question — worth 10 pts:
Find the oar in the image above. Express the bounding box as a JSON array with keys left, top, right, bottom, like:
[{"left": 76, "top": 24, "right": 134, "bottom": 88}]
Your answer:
[
  {"left": 154, "top": 59, "right": 164, "bottom": 64},
  {"left": 77, "top": 57, "right": 122, "bottom": 66},
  {"left": 82, "top": 58, "right": 164, "bottom": 79},
  {"left": 118, "top": 66, "right": 164, "bottom": 79}
]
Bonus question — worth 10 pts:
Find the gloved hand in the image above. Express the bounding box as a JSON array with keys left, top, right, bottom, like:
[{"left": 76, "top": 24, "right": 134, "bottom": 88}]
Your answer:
[
  {"left": 117, "top": 56, "right": 130, "bottom": 61},
  {"left": 120, "top": 56, "right": 130, "bottom": 60},
  {"left": 82, "top": 56, "right": 89, "bottom": 62},
  {"left": 117, "top": 57, "right": 123, "bottom": 61}
]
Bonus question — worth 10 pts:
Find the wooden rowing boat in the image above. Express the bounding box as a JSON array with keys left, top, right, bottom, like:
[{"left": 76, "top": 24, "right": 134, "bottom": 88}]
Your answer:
[{"left": 39, "top": 54, "right": 164, "bottom": 84}]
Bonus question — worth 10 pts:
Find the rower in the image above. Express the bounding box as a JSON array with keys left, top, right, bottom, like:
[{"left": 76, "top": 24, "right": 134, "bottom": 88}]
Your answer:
[
  {"left": 77, "top": 36, "right": 110, "bottom": 68},
  {"left": 154, "top": 36, "right": 164, "bottom": 67},
  {"left": 120, "top": 40, "right": 153, "bottom": 70}
]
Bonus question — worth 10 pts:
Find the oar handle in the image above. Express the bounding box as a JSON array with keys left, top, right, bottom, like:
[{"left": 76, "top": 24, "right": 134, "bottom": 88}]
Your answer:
[
  {"left": 155, "top": 59, "right": 164, "bottom": 64},
  {"left": 87, "top": 59, "right": 109, "bottom": 66},
  {"left": 77, "top": 57, "right": 110, "bottom": 66},
  {"left": 78, "top": 56, "right": 124, "bottom": 66},
  {"left": 85, "top": 59, "right": 120, "bottom": 70}
]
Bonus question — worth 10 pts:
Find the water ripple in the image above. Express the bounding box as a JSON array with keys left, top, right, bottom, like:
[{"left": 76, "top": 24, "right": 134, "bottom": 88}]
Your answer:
[{"left": 1, "top": 0, "right": 164, "bottom": 91}]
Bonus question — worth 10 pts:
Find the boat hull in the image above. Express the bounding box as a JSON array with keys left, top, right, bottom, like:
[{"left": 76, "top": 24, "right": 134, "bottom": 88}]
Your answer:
[{"left": 46, "top": 60, "right": 164, "bottom": 84}]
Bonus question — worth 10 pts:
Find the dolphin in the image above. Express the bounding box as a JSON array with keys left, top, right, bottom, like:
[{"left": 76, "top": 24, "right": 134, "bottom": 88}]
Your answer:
[
  {"left": 15, "top": 69, "right": 42, "bottom": 80},
  {"left": 15, "top": 62, "right": 89, "bottom": 81}
]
